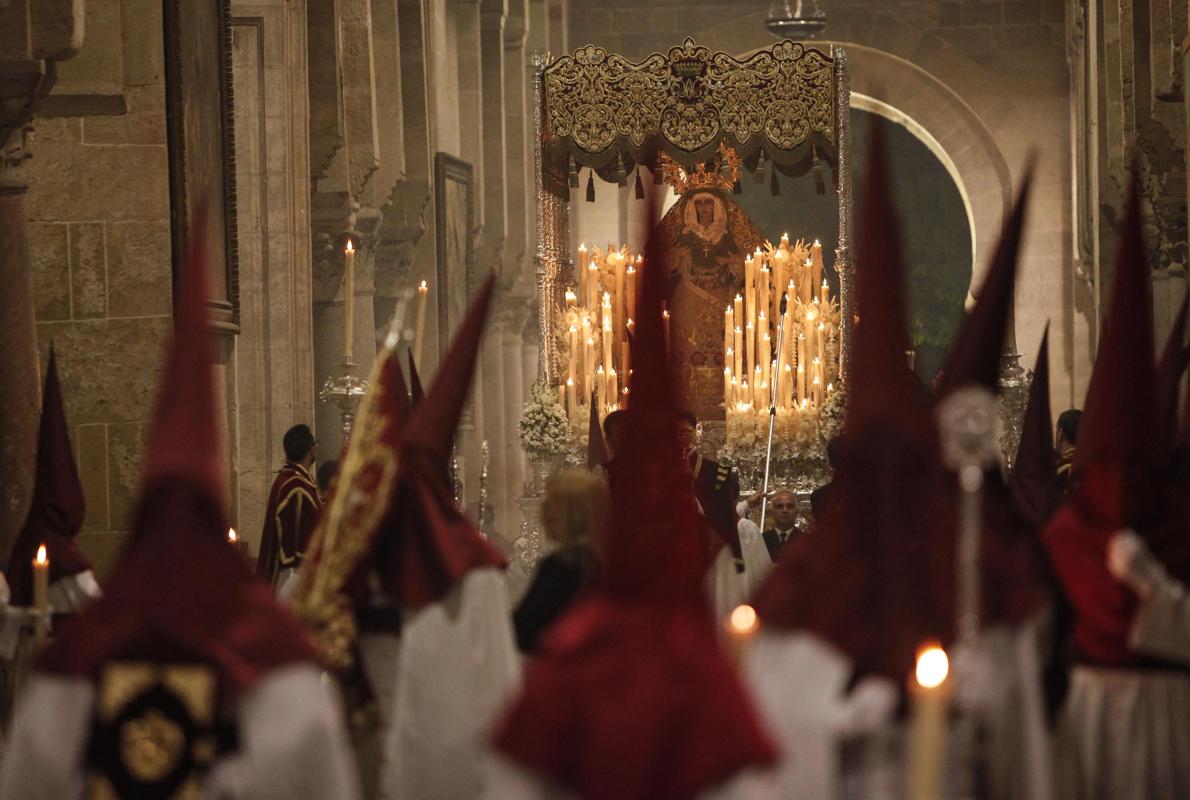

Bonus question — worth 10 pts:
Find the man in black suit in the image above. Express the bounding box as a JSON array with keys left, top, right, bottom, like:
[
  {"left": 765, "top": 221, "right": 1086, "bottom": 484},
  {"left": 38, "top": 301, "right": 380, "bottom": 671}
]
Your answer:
[{"left": 761, "top": 489, "right": 801, "bottom": 561}]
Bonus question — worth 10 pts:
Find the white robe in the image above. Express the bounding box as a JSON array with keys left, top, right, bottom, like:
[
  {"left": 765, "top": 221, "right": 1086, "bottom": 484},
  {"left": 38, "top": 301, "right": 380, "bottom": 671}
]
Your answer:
[
  {"left": 738, "top": 625, "right": 1052, "bottom": 800},
  {"left": 482, "top": 753, "right": 772, "bottom": 800},
  {"left": 381, "top": 567, "right": 521, "bottom": 800},
  {"left": 0, "top": 663, "right": 361, "bottom": 800},
  {"left": 1056, "top": 665, "right": 1190, "bottom": 800},
  {"left": 708, "top": 520, "right": 773, "bottom": 624}
]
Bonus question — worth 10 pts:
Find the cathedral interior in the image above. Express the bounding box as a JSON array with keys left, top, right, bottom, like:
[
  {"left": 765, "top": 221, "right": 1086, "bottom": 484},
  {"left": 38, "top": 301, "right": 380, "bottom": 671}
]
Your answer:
[{"left": 0, "top": 0, "right": 1185, "bottom": 581}]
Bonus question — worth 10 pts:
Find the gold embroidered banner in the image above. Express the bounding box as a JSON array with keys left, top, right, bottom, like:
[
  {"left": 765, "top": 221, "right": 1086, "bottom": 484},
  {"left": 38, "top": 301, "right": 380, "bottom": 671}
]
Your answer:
[{"left": 543, "top": 38, "right": 838, "bottom": 190}]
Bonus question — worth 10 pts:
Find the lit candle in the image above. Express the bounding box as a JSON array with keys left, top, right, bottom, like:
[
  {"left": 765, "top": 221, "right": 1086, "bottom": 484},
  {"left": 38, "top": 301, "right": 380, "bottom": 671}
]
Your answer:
[
  {"left": 811, "top": 239, "right": 824, "bottom": 291},
  {"left": 568, "top": 325, "right": 578, "bottom": 391},
  {"left": 753, "top": 364, "right": 763, "bottom": 407},
  {"left": 565, "top": 289, "right": 577, "bottom": 309},
  {"left": 607, "top": 367, "right": 618, "bottom": 410},
  {"left": 413, "top": 280, "right": 429, "bottom": 368},
  {"left": 33, "top": 544, "right": 48, "bottom": 647},
  {"left": 724, "top": 367, "right": 732, "bottom": 408},
  {"left": 782, "top": 363, "right": 793, "bottom": 409},
  {"left": 626, "top": 265, "right": 637, "bottom": 322},
  {"left": 228, "top": 527, "right": 238, "bottom": 544},
  {"left": 724, "top": 305, "right": 734, "bottom": 360},
  {"left": 812, "top": 372, "right": 822, "bottom": 409},
  {"left": 596, "top": 366, "right": 606, "bottom": 414},
  {"left": 584, "top": 337, "right": 595, "bottom": 401},
  {"left": 724, "top": 603, "right": 760, "bottom": 663},
  {"left": 566, "top": 377, "right": 577, "bottom": 413},
  {"left": 820, "top": 279, "right": 829, "bottom": 305},
  {"left": 797, "top": 363, "right": 806, "bottom": 405},
  {"left": 733, "top": 327, "right": 743, "bottom": 380},
  {"left": 759, "top": 266, "right": 770, "bottom": 331},
  {"left": 908, "top": 644, "right": 952, "bottom": 800},
  {"left": 614, "top": 253, "right": 626, "bottom": 342},
  {"left": 622, "top": 341, "right": 631, "bottom": 382},
  {"left": 343, "top": 240, "right": 356, "bottom": 362},
  {"left": 744, "top": 255, "right": 756, "bottom": 335},
  {"left": 662, "top": 307, "right": 671, "bottom": 351},
  {"left": 801, "top": 258, "right": 813, "bottom": 305},
  {"left": 587, "top": 262, "right": 599, "bottom": 310}
]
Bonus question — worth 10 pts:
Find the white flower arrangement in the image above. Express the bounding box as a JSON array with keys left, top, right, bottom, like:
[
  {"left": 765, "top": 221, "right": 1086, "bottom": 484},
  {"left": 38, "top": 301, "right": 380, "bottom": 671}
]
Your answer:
[{"left": 519, "top": 381, "right": 575, "bottom": 457}]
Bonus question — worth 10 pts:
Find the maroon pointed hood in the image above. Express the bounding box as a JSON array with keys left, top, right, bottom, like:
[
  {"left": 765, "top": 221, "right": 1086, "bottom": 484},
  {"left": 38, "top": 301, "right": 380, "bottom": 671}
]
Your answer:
[
  {"left": 1071, "top": 178, "right": 1160, "bottom": 527},
  {"left": 586, "top": 395, "right": 609, "bottom": 470},
  {"left": 8, "top": 348, "right": 93, "bottom": 605},
  {"left": 1010, "top": 326, "right": 1058, "bottom": 528},
  {"left": 752, "top": 121, "right": 956, "bottom": 681},
  {"left": 402, "top": 275, "right": 496, "bottom": 464},
  {"left": 494, "top": 188, "right": 776, "bottom": 799},
  {"left": 935, "top": 170, "right": 1032, "bottom": 398},
  {"left": 1156, "top": 297, "right": 1189, "bottom": 447},
  {"left": 1043, "top": 176, "right": 1190, "bottom": 669},
  {"left": 39, "top": 206, "right": 316, "bottom": 691},
  {"left": 407, "top": 349, "right": 425, "bottom": 408}
]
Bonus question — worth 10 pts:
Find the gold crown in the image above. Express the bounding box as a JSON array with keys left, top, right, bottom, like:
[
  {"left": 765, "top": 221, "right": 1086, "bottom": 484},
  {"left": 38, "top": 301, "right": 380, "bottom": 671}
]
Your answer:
[{"left": 660, "top": 144, "right": 741, "bottom": 195}]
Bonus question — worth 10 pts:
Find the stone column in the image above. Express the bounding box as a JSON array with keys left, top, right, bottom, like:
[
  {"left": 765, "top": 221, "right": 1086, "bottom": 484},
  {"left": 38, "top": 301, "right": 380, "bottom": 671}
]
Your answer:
[
  {"left": 501, "top": 316, "right": 527, "bottom": 536},
  {"left": 479, "top": 0, "right": 508, "bottom": 269},
  {"left": 480, "top": 320, "right": 509, "bottom": 540},
  {"left": 0, "top": 124, "right": 41, "bottom": 558},
  {"left": 0, "top": 0, "right": 84, "bottom": 557}
]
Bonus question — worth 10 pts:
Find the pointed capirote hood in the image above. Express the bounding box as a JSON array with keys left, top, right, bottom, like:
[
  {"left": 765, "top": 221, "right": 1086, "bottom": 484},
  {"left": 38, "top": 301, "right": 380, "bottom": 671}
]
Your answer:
[
  {"left": 401, "top": 275, "right": 497, "bottom": 463},
  {"left": 294, "top": 281, "right": 506, "bottom": 668},
  {"left": 586, "top": 395, "right": 609, "bottom": 470},
  {"left": 407, "top": 349, "right": 425, "bottom": 408},
  {"left": 1043, "top": 176, "right": 1190, "bottom": 668},
  {"left": 493, "top": 188, "right": 776, "bottom": 800},
  {"left": 8, "top": 347, "right": 93, "bottom": 605},
  {"left": 39, "top": 206, "right": 316, "bottom": 690},
  {"left": 752, "top": 121, "right": 956, "bottom": 681},
  {"left": 1156, "top": 297, "right": 1189, "bottom": 446},
  {"left": 1071, "top": 178, "right": 1160, "bottom": 526},
  {"left": 1010, "top": 326, "right": 1058, "bottom": 528},
  {"left": 935, "top": 170, "right": 1032, "bottom": 398}
]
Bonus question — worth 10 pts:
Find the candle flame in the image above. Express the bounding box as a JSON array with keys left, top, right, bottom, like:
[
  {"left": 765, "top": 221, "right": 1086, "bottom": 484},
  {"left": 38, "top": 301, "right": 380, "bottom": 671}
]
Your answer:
[
  {"left": 35, "top": 544, "right": 47, "bottom": 565},
  {"left": 728, "top": 604, "right": 759, "bottom": 635},
  {"left": 579, "top": 243, "right": 587, "bottom": 251},
  {"left": 627, "top": 266, "right": 635, "bottom": 274},
  {"left": 915, "top": 645, "right": 949, "bottom": 689},
  {"left": 418, "top": 280, "right": 428, "bottom": 292},
  {"left": 566, "top": 377, "right": 574, "bottom": 386},
  {"left": 345, "top": 239, "right": 354, "bottom": 253},
  {"left": 228, "top": 528, "right": 238, "bottom": 543},
  {"left": 662, "top": 310, "right": 670, "bottom": 319}
]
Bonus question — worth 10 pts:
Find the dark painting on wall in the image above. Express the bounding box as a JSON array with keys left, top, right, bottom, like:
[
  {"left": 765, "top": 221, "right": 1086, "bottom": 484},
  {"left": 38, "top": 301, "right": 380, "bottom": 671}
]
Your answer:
[
  {"left": 163, "top": 0, "right": 240, "bottom": 331},
  {"left": 434, "top": 154, "right": 476, "bottom": 354}
]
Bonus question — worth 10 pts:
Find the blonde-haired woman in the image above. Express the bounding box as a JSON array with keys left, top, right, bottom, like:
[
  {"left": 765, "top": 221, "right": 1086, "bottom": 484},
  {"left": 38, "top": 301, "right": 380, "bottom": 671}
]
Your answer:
[{"left": 513, "top": 469, "right": 606, "bottom": 653}]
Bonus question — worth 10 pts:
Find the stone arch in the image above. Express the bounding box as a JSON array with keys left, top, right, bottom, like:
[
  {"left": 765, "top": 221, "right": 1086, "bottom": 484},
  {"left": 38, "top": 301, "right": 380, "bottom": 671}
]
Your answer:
[
  {"left": 697, "top": 11, "right": 1021, "bottom": 296},
  {"left": 687, "top": 8, "right": 1078, "bottom": 400}
]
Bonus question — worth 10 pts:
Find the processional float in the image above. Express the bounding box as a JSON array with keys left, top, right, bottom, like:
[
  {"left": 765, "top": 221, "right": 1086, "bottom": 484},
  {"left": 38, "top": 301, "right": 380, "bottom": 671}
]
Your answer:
[{"left": 516, "top": 37, "right": 854, "bottom": 577}]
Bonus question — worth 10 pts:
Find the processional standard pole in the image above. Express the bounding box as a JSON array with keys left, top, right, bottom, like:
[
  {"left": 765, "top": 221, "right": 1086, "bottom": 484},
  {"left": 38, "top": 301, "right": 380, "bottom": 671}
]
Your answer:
[{"left": 758, "top": 292, "right": 789, "bottom": 532}]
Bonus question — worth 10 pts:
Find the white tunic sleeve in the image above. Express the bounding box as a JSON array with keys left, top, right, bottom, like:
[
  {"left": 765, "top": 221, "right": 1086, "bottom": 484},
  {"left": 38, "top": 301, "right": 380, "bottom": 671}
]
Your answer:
[
  {"left": 1130, "top": 581, "right": 1190, "bottom": 664},
  {"left": 382, "top": 567, "right": 521, "bottom": 800},
  {"left": 49, "top": 570, "right": 102, "bottom": 614},
  {"left": 207, "top": 664, "right": 362, "bottom": 800},
  {"left": 0, "top": 673, "right": 93, "bottom": 799}
]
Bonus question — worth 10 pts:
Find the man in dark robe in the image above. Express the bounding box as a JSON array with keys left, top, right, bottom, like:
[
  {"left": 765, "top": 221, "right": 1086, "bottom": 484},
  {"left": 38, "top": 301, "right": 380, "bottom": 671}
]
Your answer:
[
  {"left": 676, "top": 409, "right": 742, "bottom": 569},
  {"left": 255, "top": 424, "right": 321, "bottom": 593}
]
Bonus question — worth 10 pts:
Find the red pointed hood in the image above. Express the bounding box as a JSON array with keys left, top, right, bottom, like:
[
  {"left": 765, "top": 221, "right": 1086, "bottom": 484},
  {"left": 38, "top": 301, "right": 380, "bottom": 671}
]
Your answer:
[
  {"left": 1010, "top": 326, "right": 1058, "bottom": 528},
  {"left": 1071, "top": 178, "right": 1160, "bottom": 527},
  {"left": 8, "top": 348, "right": 93, "bottom": 605},
  {"left": 494, "top": 189, "right": 776, "bottom": 800},
  {"left": 585, "top": 395, "right": 609, "bottom": 470},
  {"left": 38, "top": 207, "right": 316, "bottom": 691},
  {"left": 1156, "top": 297, "right": 1189, "bottom": 447},
  {"left": 752, "top": 122, "right": 956, "bottom": 681},
  {"left": 407, "top": 349, "right": 425, "bottom": 408},
  {"left": 402, "top": 275, "right": 496, "bottom": 464},
  {"left": 935, "top": 171, "right": 1032, "bottom": 398}
]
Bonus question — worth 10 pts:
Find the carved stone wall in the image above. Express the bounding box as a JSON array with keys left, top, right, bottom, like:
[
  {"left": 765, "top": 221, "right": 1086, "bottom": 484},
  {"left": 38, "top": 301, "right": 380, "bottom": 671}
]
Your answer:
[{"left": 20, "top": 0, "right": 173, "bottom": 577}]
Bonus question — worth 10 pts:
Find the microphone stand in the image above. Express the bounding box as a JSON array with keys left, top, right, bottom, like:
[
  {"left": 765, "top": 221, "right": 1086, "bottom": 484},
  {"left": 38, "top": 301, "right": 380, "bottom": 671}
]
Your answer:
[{"left": 758, "top": 293, "right": 788, "bottom": 533}]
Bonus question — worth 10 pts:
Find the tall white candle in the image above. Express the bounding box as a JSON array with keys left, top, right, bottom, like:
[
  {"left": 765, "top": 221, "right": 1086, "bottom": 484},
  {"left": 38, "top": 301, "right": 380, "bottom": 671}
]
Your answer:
[
  {"left": 413, "top": 280, "right": 429, "bottom": 368},
  {"left": 343, "top": 240, "right": 356, "bottom": 362},
  {"left": 33, "top": 544, "right": 48, "bottom": 647}
]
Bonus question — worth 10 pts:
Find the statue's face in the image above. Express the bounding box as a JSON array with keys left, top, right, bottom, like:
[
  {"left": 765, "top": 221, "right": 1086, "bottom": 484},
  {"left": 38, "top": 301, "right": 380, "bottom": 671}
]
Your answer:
[{"left": 694, "top": 195, "right": 716, "bottom": 226}]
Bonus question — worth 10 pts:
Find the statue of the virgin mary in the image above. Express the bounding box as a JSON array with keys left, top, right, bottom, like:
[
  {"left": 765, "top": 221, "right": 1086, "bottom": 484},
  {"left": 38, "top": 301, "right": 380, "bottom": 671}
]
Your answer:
[{"left": 656, "top": 146, "right": 765, "bottom": 420}]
